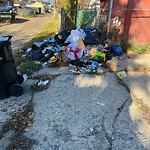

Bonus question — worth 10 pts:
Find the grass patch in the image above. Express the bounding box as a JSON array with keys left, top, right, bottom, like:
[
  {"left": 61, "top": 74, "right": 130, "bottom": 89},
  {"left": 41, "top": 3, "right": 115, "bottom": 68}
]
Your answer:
[
  {"left": 14, "top": 15, "right": 60, "bottom": 76},
  {"left": 22, "top": 15, "right": 60, "bottom": 50},
  {"left": 15, "top": 52, "right": 42, "bottom": 76},
  {"left": 121, "top": 40, "right": 150, "bottom": 54},
  {"left": 129, "top": 43, "right": 150, "bottom": 54}
]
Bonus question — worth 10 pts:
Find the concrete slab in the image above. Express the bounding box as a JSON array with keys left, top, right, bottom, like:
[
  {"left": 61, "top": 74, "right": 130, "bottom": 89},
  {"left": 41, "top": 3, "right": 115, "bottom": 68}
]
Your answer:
[
  {"left": 1, "top": 54, "right": 150, "bottom": 149},
  {"left": 34, "top": 66, "right": 71, "bottom": 75},
  {"left": 123, "top": 72, "right": 150, "bottom": 108},
  {"left": 108, "top": 54, "right": 150, "bottom": 72},
  {"left": 24, "top": 73, "right": 150, "bottom": 149}
]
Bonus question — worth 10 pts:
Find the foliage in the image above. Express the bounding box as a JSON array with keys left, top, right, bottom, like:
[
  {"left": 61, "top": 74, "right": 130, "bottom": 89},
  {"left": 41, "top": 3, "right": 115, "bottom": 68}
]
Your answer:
[
  {"left": 14, "top": 15, "right": 60, "bottom": 76},
  {"left": 121, "top": 40, "right": 150, "bottom": 54},
  {"left": 56, "top": 0, "right": 78, "bottom": 30},
  {"left": 14, "top": 52, "right": 42, "bottom": 76},
  {"left": 129, "top": 43, "right": 150, "bottom": 54},
  {"left": 22, "top": 15, "right": 60, "bottom": 50}
]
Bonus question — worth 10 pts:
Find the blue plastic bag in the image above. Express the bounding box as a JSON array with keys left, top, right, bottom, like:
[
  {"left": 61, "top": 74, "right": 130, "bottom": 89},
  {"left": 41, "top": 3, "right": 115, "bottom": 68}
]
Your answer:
[{"left": 111, "top": 45, "right": 123, "bottom": 56}]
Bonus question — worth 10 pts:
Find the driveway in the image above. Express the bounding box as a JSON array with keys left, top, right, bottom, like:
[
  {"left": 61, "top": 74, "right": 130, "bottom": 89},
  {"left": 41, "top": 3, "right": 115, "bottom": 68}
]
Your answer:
[
  {"left": 0, "top": 14, "right": 52, "bottom": 52},
  {"left": 0, "top": 66, "right": 150, "bottom": 150}
]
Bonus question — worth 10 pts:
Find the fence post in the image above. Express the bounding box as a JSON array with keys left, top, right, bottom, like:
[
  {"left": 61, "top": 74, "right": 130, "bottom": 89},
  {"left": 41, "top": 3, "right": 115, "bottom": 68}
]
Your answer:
[
  {"left": 107, "top": 0, "right": 114, "bottom": 34},
  {"left": 96, "top": 7, "right": 101, "bottom": 29},
  {"left": 92, "top": 7, "right": 97, "bottom": 28},
  {"left": 60, "top": 7, "right": 65, "bottom": 31}
]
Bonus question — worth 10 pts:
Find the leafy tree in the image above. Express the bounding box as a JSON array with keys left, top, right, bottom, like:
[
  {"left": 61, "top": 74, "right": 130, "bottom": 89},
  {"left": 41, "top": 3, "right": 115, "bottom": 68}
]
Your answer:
[{"left": 56, "top": 0, "right": 78, "bottom": 30}]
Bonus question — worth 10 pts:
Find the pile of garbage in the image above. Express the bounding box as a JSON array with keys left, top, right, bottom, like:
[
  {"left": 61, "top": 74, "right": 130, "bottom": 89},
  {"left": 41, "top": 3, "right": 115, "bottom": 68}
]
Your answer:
[{"left": 23, "top": 27, "right": 123, "bottom": 74}]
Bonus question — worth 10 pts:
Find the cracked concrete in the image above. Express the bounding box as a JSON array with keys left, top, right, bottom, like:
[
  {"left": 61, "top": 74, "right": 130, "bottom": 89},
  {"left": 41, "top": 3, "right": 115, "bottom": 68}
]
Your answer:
[
  {"left": 0, "top": 67, "right": 150, "bottom": 149},
  {"left": 0, "top": 16, "right": 150, "bottom": 149},
  {"left": 23, "top": 70, "right": 149, "bottom": 150}
]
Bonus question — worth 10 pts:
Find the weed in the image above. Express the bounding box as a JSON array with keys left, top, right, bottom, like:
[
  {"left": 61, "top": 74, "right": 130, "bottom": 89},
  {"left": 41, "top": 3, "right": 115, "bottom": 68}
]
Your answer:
[{"left": 121, "top": 40, "right": 150, "bottom": 54}]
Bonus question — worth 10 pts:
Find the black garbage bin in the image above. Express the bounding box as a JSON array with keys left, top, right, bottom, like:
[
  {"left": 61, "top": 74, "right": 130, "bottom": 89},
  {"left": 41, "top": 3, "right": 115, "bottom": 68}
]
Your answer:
[{"left": 0, "top": 36, "right": 23, "bottom": 99}]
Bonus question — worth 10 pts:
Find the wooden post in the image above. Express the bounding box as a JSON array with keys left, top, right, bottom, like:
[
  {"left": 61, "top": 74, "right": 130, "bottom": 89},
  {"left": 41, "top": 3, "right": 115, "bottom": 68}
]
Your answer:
[
  {"left": 60, "top": 7, "right": 65, "bottom": 30},
  {"left": 54, "top": 0, "right": 56, "bottom": 18}
]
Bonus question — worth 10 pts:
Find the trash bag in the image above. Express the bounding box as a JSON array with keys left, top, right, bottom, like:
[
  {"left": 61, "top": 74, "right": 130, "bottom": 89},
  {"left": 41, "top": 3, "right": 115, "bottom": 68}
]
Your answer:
[
  {"left": 84, "top": 31, "right": 103, "bottom": 45},
  {"left": 29, "top": 50, "right": 43, "bottom": 61},
  {"left": 105, "top": 51, "right": 114, "bottom": 60},
  {"left": 91, "top": 51, "right": 106, "bottom": 63},
  {"left": 32, "top": 41, "right": 47, "bottom": 51},
  {"left": 111, "top": 45, "right": 122, "bottom": 56},
  {"left": 84, "top": 28, "right": 96, "bottom": 34},
  {"left": 65, "top": 46, "right": 84, "bottom": 60},
  {"left": 54, "top": 29, "right": 69, "bottom": 44},
  {"left": 65, "top": 28, "right": 86, "bottom": 45},
  {"left": 40, "top": 50, "right": 54, "bottom": 62}
]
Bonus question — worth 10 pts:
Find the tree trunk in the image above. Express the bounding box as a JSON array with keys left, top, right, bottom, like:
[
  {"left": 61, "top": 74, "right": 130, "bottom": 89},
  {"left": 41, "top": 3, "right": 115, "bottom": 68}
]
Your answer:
[{"left": 63, "top": 0, "right": 78, "bottom": 30}]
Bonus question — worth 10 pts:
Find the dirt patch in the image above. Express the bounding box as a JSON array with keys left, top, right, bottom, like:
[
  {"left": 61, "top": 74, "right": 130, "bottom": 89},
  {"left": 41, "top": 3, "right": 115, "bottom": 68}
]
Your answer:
[
  {"left": 0, "top": 22, "right": 10, "bottom": 27},
  {"left": 127, "top": 67, "right": 150, "bottom": 73},
  {"left": 0, "top": 101, "right": 37, "bottom": 150},
  {"left": 132, "top": 95, "right": 150, "bottom": 124},
  {"left": 31, "top": 74, "right": 58, "bottom": 91},
  {"left": 5, "top": 134, "right": 36, "bottom": 150}
]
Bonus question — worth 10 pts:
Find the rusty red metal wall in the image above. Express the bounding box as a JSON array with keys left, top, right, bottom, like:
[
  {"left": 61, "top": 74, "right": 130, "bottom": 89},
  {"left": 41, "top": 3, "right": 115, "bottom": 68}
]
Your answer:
[{"left": 101, "top": 0, "right": 150, "bottom": 44}]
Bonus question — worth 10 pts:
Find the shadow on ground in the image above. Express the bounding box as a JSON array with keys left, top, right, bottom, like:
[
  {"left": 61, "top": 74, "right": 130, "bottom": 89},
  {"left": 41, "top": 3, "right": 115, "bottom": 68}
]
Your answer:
[
  {"left": 12, "top": 18, "right": 29, "bottom": 24},
  {"left": 23, "top": 71, "right": 150, "bottom": 149}
]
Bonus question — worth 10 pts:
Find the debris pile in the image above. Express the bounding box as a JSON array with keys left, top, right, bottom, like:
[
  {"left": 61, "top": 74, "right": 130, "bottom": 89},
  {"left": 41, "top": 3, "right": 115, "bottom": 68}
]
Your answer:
[{"left": 22, "top": 27, "right": 123, "bottom": 74}]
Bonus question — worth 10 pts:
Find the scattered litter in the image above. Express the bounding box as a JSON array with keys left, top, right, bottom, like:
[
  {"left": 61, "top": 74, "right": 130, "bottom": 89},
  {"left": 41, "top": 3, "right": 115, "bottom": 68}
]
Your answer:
[
  {"left": 53, "top": 45, "right": 61, "bottom": 53},
  {"left": 31, "top": 75, "right": 57, "bottom": 91},
  {"left": 37, "top": 80, "right": 49, "bottom": 86},
  {"left": 42, "top": 62, "right": 48, "bottom": 67},
  {"left": 23, "top": 74, "right": 28, "bottom": 81},
  {"left": 47, "top": 37, "right": 55, "bottom": 43},
  {"left": 91, "top": 51, "right": 106, "bottom": 63},
  {"left": 42, "top": 48, "right": 47, "bottom": 54},
  {"left": 44, "top": 54, "right": 49, "bottom": 57},
  {"left": 22, "top": 54, "right": 26, "bottom": 58},
  {"left": 26, "top": 48, "right": 32, "bottom": 53},
  {"left": 97, "top": 67, "right": 104, "bottom": 74},
  {"left": 0, "top": 36, "right": 9, "bottom": 42},
  {"left": 116, "top": 71, "right": 127, "bottom": 79},
  {"left": 69, "top": 69, "right": 81, "bottom": 74},
  {"left": 89, "top": 127, "right": 94, "bottom": 132},
  {"left": 111, "top": 45, "right": 122, "bottom": 56},
  {"left": 20, "top": 27, "right": 123, "bottom": 76},
  {"left": 85, "top": 69, "right": 91, "bottom": 73}
]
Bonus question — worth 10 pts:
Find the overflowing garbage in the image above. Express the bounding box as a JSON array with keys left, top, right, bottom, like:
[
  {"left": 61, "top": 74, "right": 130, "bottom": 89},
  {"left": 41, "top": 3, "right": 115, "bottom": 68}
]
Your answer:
[{"left": 23, "top": 27, "right": 123, "bottom": 74}]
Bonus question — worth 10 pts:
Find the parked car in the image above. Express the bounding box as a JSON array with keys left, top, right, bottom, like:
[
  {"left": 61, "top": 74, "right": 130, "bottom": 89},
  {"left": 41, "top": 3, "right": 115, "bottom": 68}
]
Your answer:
[{"left": 44, "top": 5, "right": 52, "bottom": 13}]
